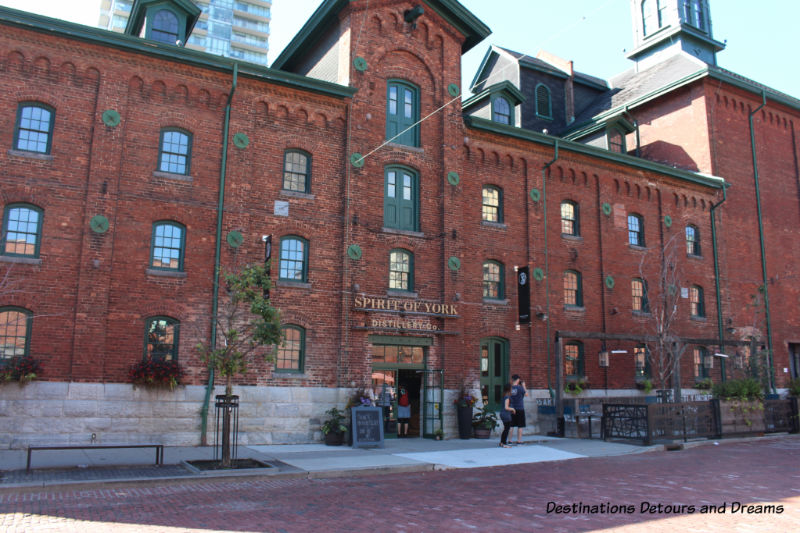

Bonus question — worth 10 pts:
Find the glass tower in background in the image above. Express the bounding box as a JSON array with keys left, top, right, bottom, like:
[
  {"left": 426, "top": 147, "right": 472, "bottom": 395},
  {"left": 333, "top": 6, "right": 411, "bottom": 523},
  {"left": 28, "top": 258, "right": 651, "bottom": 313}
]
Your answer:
[{"left": 98, "top": 0, "right": 271, "bottom": 66}]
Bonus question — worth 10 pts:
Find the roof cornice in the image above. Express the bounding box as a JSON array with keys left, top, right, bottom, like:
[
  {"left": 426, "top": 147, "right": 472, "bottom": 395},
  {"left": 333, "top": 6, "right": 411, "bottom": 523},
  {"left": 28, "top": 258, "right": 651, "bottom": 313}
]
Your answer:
[{"left": 465, "top": 116, "right": 725, "bottom": 190}]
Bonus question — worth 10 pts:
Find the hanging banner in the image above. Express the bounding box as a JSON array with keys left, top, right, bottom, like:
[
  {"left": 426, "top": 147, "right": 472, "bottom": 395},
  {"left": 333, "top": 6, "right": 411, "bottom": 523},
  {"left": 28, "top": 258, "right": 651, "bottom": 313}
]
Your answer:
[
  {"left": 518, "top": 266, "right": 531, "bottom": 324},
  {"left": 263, "top": 234, "right": 272, "bottom": 299}
]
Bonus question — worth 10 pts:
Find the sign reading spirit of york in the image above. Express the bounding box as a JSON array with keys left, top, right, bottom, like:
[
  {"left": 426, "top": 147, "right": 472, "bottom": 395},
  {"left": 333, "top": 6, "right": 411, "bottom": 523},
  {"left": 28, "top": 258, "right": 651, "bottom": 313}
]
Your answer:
[{"left": 353, "top": 294, "right": 458, "bottom": 333}]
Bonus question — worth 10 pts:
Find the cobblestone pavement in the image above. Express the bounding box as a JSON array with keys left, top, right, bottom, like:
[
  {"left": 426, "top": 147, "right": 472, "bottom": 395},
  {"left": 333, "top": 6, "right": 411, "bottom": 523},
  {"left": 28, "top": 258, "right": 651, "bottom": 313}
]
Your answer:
[{"left": 1, "top": 436, "right": 798, "bottom": 532}]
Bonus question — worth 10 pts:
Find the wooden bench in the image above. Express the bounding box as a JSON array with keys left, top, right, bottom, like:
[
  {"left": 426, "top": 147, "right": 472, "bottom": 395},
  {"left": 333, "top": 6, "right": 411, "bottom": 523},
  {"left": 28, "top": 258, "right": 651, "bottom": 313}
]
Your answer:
[{"left": 26, "top": 444, "right": 164, "bottom": 472}]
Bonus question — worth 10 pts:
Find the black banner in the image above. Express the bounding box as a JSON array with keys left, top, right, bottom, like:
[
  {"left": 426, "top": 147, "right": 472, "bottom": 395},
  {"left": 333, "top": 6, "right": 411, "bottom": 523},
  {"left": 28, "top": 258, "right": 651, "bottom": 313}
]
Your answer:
[
  {"left": 518, "top": 266, "right": 531, "bottom": 324},
  {"left": 263, "top": 234, "right": 272, "bottom": 299}
]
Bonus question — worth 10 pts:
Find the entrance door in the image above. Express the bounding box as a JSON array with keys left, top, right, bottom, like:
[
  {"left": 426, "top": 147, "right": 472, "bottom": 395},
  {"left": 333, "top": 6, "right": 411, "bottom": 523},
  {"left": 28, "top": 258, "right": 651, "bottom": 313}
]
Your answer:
[
  {"left": 790, "top": 343, "right": 800, "bottom": 379},
  {"left": 421, "top": 369, "right": 444, "bottom": 437},
  {"left": 480, "top": 337, "right": 509, "bottom": 411},
  {"left": 371, "top": 369, "right": 397, "bottom": 437},
  {"left": 398, "top": 369, "right": 423, "bottom": 437}
]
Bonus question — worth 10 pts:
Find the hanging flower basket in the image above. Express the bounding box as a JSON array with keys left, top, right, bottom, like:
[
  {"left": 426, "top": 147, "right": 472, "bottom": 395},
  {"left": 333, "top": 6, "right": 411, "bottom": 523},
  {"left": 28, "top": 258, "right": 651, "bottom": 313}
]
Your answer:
[
  {"left": 0, "top": 356, "right": 43, "bottom": 384},
  {"left": 129, "top": 358, "right": 185, "bottom": 390}
]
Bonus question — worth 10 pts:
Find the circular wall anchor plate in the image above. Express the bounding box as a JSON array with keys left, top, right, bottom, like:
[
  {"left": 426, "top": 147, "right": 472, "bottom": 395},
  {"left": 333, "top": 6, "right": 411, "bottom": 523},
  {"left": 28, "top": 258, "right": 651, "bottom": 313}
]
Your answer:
[
  {"left": 90, "top": 215, "right": 109, "bottom": 234},
  {"left": 347, "top": 244, "right": 362, "bottom": 260},
  {"left": 350, "top": 153, "right": 364, "bottom": 168},
  {"left": 664, "top": 215, "right": 673, "bottom": 227},
  {"left": 532, "top": 267, "right": 544, "bottom": 281},
  {"left": 447, "top": 256, "right": 461, "bottom": 271},
  {"left": 530, "top": 188, "right": 541, "bottom": 202},
  {"left": 605, "top": 275, "right": 615, "bottom": 289},
  {"left": 101, "top": 109, "right": 121, "bottom": 127},
  {"left": 447, "top": 83, "right": 460, "bottom": 97},
  {"left": 227, "top": 230, "right": 243, "bottom": 248},
  {"left": 353, "top": 56, "right": 367, "bottom": 72},
  {"left": 447, "top": 171, "right": 460, "bottom": 186},
  {"left": 602, "top": 202, "right": 612, "bottom": 216},
  {"left": 233, "top": 133, "right": 249, "bottom": 149}
]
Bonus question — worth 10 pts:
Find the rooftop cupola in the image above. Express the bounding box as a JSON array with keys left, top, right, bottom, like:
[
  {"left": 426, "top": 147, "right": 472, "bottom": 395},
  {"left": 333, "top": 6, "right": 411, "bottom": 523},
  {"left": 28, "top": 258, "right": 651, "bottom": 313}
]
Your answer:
[{"left": 125, "top": 0, "right": 201, "bottom": 47}]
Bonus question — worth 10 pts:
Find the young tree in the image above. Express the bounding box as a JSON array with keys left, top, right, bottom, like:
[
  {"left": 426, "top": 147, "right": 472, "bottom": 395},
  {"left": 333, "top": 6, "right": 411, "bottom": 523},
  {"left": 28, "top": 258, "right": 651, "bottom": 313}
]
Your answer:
[{"left": 196, "top": 263, "right": 282, "bottom": 466}]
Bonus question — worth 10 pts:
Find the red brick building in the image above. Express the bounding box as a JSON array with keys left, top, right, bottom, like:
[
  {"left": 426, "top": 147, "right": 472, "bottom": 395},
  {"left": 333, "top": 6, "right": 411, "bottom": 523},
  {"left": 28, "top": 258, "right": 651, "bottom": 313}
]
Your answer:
[{"left": 0, "top": 0, "right": 795, "bottom": 447}]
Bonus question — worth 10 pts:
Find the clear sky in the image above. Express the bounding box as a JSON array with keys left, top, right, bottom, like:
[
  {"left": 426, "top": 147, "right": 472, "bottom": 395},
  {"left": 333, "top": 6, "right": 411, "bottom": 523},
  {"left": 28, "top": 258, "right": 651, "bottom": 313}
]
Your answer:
[{"left": 0, "top": 0, "right": 796, "bottom": 97}]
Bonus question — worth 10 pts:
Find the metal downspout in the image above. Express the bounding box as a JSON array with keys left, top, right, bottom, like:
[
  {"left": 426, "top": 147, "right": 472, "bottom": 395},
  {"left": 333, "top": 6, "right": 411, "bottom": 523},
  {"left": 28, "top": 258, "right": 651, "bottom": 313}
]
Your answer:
[
  {"left": 201, "top": 63, "right": 239, "bottom": 444},
  {"left": 710, "top": 183, "right": 728, "bottom": 381},
  {"left": 748, "top": 90, "right": 776, "bottom": 393},
  {"left": 542, "top": 140, "right": 559, "bottom": 406}
]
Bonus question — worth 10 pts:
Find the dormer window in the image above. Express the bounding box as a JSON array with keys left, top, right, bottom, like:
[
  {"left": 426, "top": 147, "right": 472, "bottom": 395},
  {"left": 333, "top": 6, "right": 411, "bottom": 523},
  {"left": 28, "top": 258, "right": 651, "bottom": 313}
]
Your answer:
[
  {"left": 608, "top": 127, "right": 626, "bottom": 153},
  {"left": 642, "top": 0, "right": 666, "bottom": 36},
  {"left": 683, "top": 0, "right": 706, "bottom": 31},
  {"left": 125, "top": 0, "right": 201, "bottom": 48},
  {"left": 151, "top": 9, "right": 179, "bottom": 44},
  {"left": 492, "top": 97, "right": 511, "bottom": 125}
]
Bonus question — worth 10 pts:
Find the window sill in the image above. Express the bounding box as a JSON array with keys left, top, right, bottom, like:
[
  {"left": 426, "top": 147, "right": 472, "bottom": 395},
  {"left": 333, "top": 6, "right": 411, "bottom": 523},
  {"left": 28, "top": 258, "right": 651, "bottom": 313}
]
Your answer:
[
  {"left": 153, "top": 170, "right": 193, "bottom": 183},
  {"left": 382, "top": 227, "right": 424, "bottom": 238},
  {"left": 561, "top": 234, "right": 582, "bottom": 241},
  {"left": 535, "top": 114, "right": 553, "bottom": 121},
  {"left": 481, "top": 221, "right": 507, "bottom": 230},
  {"left": 277, "top": 280, "right": 311, "bottom": 289},
  {"left": 7, "top": 149, "right": 53, "bottom": 161},
  {"left": 0, "top": 255, "right": 42, "bottom": 265},
  {"left": 628, "top": 244, "right": 647, "bottom": 251},
  {"left": 690, "top": 315, "right": 707, "bottom": 322},
  {"left": 482, "top": 298, "right": 509, "bottom": 306},
  {"left": 280, "top": 190, "right": 315, "bottom": 200},
  {"left": 274, "top": 371, "right": 306, "bottom": 378},
  {"left": 632, "top": 310, "right": 651, "bottom": 317},
  {"left": 146, "top": 268, "right": 187, "bottom": 278},
  {"left": 687, "top": 253, "right": 703, "bottom": 260},
  {"left": 564, "top": 305, "right": 586, "bottom": 312},
  {"left": 387, "top": 290, "right": 417, "bottom": 298},
  {"left": 385, "top": 142, "right": 423, "bottom": 154}
]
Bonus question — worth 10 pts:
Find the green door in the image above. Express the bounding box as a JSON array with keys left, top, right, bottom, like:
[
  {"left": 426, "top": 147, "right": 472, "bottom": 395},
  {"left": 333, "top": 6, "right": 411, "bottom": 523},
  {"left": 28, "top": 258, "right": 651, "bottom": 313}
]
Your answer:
[
  {"left": 480, "top": 338, "right": 509, "bottom": 411},
  {"left": 384, "top": 167, "right": 417, "bottom": 231},
  {"left": 386, "top": 81, "right": 418, "bottom": 147}
]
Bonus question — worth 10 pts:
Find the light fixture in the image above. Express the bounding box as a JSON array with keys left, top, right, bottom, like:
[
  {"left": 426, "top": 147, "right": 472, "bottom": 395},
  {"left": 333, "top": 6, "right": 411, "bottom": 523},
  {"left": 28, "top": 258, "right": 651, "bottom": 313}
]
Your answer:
[
  {"left": 611, "top": 350, "right": 628, "bottom": 354},
  {"left": 713, "top": 353, "right": 729, "bottom": 358},
  {"left": 599, "top": 351, "right": 609, "bottom": 368}
]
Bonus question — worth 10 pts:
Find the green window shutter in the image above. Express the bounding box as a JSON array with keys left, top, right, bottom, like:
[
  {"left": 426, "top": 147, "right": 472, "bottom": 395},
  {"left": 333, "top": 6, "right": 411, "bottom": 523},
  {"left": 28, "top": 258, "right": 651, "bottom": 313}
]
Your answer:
[
  {"left": 384, "top": 167, "right": 418, "bottom": 231},
  {"left": 386, "top": 81, "right": 419, "bottom": 147}
]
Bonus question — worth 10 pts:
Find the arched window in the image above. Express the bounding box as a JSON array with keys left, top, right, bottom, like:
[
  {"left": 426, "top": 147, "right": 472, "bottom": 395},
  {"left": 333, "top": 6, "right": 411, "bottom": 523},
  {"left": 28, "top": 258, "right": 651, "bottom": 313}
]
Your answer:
[
  {"left": 560, "top": 200, "right": 579, "bottom": 236},
  {"left": 628, "top": 213, "right": 645, "bottom": 246},
  {"left": 144, "top": 316, "right": 179, "bottom": 361},
  {"left": 150, "top": 222, "right": 185, "bottom": 270},
  {"left": 482, "top": 260, "right": 504, "bottom": 300},
  {"left": 277, "top": 325, "right": 305, "bottom": 372},
  {"left": 2, "top": 204, "right": 43, "bottom": 258},
  {"left": 151, "top": 9, "right": 179, "bottom": 44},
  {"left": 564, "top": 270, "right": 583, "bottom": 307},
  {"left": 389, "top": 249, "right": 413, "bottom": 291},
  {"left": 283, "top": 150, "right": 311, "bottom": 193},
  {"left": 634, "top": 345, "right": 651, "bottom": 380},
  {"left": 492, "top": 96, "right": 511, "bottom": 125},
  {"left": 564, "top": 341, "right": 584, "bottom": 377},
  {"left": 632, "top": 278, "right": 649, "bottom": 313},
  {"left": 690, "top": 285, "right": 705, "bottom": 317},
  {"left": 386, "top": 80, "right": 419, "bottom": 147},
  {"left": 535, "top": 83, "right": 552, "bottom": 119},
  {"left": 279, "top": 236, "right": 308, "bottom": 282},
  {"left": 0, "top": 307, "right": 33, "bottom": 360},
  {"left": 159, "top": 128, "right": 192, "bottom": 175},
  {"left": 14, "top": 103, "right": 55, "bottom": 154},
  {"left": 384, "top": 166, "right": 418, "bottom": 231},
  {"left": 686, "top": 225, "right": 701, "bottom": 256},
  {"left": 482, "top": 186, "right": 503, "bottom": 223}
]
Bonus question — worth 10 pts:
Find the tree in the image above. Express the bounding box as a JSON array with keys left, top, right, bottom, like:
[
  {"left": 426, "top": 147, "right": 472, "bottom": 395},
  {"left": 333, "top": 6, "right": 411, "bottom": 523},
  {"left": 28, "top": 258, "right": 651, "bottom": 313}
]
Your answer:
[{"left": 196, "top": 263, "right": 282, "bottom": 466}]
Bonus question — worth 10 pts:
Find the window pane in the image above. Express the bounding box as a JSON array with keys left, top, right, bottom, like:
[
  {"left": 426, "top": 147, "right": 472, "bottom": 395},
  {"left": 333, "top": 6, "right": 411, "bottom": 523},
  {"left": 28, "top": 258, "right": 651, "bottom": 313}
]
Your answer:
[
  {"left": 565, "top": 344, "right": 580, "bottom": 376},
  {"left": 482, "top": 187, "right": 500, "bottom": 222},
  {"left": 283, "top": 151, "right": 309, "bottom": 192},
  {"left": 277, "top": 327, "right": 303, "bottom": 370},
  {"left": 389, "top": 251, "right": 411, "bottom": 291},
  {"left": 279, "top": 238, "right": 306, "bottom": 280},
  {"left": 564, "top": 272, "right": 578, "bottom": 305},
  {"left": 151, "top": 9, "right": 179, "bottom": 44},
  {"left": 3, "top": 207, "right": 40, "bottom": 256},
  {"left": 403, "top": 174, "right": 412, "bottom": 200},
  {"left": 388, "top": 86, "right": 397, "bottom": 115},
  {"left": 387, "top": 171, "right": 396, "bottom": 198},
  {"left": 146, "top": 318, "right": 177, "bottom": 361},
  {"left": 561, "top": 202, "right": 575, "bottom": 235},
  {"left": 0, "top": 310, "right": 29, "bottom": 359},
  {"left": 16, "top": 106, "right": 52, "bottom": 153},
  {"left": 152, "top": 224, "right": 183, "bottom": 269},
  {"left": 404, "top": 89, "right": 413, "bottom": 119},
  {"left": 482, "top": 262, "right": 501, "bottom": 299},
  {"left": 160, "top": 130, "right": 190, "bottom": 174}
]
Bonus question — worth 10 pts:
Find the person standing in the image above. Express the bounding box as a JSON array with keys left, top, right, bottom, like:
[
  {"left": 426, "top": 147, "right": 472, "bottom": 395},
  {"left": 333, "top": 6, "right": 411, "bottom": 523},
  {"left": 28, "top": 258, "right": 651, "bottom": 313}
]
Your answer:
[
  {"left": 499, "top": 384, "right": 515, "bottom": 448},
  {"left": 397, "top": 387, "right": 411, "bottom": 438},
  {"left": 510, "top": 374, "right": 527, "bottom": 444}
]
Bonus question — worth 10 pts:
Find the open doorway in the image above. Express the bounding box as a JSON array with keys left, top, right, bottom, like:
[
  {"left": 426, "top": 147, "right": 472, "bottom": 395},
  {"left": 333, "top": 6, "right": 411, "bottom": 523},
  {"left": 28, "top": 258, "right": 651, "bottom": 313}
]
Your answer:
[{"left": 398, "top": 369, "right": 422, "bottom": 437}]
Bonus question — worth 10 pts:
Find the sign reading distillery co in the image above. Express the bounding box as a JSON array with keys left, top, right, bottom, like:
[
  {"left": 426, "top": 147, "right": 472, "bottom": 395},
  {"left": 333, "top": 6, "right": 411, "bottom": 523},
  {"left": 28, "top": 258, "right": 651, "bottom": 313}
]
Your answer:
[{"left": 353, "top": 294, "right": 458, "bottom": 333}]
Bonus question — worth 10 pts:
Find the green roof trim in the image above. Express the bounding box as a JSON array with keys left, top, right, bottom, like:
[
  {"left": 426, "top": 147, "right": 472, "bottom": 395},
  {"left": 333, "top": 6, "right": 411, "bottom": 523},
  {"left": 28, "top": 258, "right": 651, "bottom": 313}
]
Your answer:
[
  {"left": 272, "top": 0, "right": 491, "bottom": 71},
  {"left": 0, "top": 5, "right": 356, "bottom": 99},
  {"left": 463, "top": 80, "right": 525, "bottom": 111},
  {"left": 564, "top": 114, "right": 636, "bottom": 142},
  {"left": 465, "top": 116, "right": 725, "bottom": 190}
]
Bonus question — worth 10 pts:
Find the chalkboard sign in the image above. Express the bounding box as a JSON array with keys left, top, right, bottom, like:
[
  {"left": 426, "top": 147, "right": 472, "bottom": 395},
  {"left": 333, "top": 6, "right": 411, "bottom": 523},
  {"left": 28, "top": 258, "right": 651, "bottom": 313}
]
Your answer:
[{"left": 351, "top": 406, "right": 384, "bottom": 448}]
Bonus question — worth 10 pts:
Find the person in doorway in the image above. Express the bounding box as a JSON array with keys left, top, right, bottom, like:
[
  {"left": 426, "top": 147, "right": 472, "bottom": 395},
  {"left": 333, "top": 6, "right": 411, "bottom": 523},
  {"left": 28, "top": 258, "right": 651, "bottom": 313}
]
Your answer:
[
  {"left": 510, "top": 374, "right": 527, "bottom": 444},
  {"left": 499, "top": 384, "right": 515, "bottom": 448},
  {"left": 397, "top": 387, "right": 411, "bottom": 437}
]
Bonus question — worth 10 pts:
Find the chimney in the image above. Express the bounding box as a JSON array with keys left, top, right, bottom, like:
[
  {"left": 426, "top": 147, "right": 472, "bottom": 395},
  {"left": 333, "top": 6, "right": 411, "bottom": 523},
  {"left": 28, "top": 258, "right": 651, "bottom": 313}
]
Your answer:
[{"left": 536, "top": 50, "right": 575, "bottom": 124}]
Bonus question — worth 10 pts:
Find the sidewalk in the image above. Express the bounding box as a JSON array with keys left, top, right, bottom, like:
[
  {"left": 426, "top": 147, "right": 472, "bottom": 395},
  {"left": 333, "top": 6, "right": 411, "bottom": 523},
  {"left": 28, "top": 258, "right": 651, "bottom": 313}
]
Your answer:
[{"left": 0, "top": 435, "right": 656, "bottom": 490}]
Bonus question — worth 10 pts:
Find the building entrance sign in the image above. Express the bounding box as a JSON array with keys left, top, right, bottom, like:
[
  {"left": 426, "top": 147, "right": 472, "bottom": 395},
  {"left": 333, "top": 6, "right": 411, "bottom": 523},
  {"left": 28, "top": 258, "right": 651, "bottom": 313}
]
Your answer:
[{"left": 354, "top": 295, "right": 458, "bottom": 316}]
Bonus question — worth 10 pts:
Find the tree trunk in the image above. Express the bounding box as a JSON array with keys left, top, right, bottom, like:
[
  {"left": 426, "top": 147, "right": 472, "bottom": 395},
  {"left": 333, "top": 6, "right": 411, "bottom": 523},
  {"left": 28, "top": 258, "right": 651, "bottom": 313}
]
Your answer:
[
  {"left": 221, "top": 375, "right": 234, "bottom": 468},
  {"left": 672, "top": 350, "right": 682, "bottom": 403}
]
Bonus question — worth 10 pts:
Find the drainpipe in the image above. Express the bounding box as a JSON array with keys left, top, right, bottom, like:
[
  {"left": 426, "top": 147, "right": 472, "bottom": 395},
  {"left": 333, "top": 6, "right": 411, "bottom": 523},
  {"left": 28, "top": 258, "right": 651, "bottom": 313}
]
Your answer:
[
  {"left": 710, "top": 182, "right": 729, "bottom": 381},
  {"left": 748, "top": 90, "right": 776, "bottom": 393},
  {"left": 201, "top": 63, "right": 239, "bottom": 445},
  {"left": 542, "top": 140, "right": 559, "bottom": 408}
]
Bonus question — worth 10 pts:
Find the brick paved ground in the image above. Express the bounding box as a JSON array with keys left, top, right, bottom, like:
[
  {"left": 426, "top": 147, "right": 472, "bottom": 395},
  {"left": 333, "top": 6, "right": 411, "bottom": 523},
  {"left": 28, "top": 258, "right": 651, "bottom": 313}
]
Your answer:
[{"left": 1, "top": 436, "right": 798, "bottom": 532}]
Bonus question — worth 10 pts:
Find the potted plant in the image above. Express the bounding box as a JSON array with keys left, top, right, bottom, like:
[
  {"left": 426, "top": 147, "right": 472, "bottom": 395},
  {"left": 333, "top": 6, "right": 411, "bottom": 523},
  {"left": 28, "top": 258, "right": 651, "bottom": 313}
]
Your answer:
[
  {"left": 472, "top": 404, "right": 498, "bottom": 438},
  {"left": 129, "top": 358, "right": 185, "bottom": 390},
  {"left": 321, "top": 407, "right": 348, "bottom": 446},
  {"left": 0, "top": 355, "right": 42, "bottom": 384},
  {"left": 636, "top": 379, "right": 654, "bottom": 393},
  {"left": 564, "top": 379, "right": 588, "bottom": 395},
  {"left": 453, "top": 388, "right": 477, "bottom": 439},
  {"left": 694, "top": 377, "right": 713, "bottom": 391},
  {"left": 433, "top": 428, "right": 444, "bottom": 440}
]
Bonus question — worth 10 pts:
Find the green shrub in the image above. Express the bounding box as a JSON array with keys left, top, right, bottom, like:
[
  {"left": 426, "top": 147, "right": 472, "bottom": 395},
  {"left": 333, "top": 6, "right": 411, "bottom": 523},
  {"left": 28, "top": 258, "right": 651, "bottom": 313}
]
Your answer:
[
  {"left": 712, "top": 378, "right": 763, "bottom": 401},
  {"left": 787, "top": 378, "right": 800, "bottom": 397}
]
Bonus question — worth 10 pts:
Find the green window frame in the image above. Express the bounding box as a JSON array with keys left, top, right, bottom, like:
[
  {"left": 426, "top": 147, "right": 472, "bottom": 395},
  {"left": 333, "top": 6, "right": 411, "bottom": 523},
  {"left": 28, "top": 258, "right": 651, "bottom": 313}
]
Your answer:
[
  {"left": 564, "top": 270, "right": 583, "bottom": 307},
  {"left": 560, "top": 200, "right": 579, "bottom": 236},
  {"left": 389, "top": 249, "right": 414, "bottom": 291},
  {"left": 608, "top": 127, "right": 626, "bottom": 153},
  {"left": 2, "top": 204, "right": 43, "bottom": 258},
  {"left": 144, "top": 316, "right": 180, "bottom": 361},
  {"left": 277, "top": 325, "right": 305, "bottom": 372},
  {"left": 492, "top": 96, "right": 512, "bottom": 125},
  {"left": 482, "top": 185, "right": 503, "bottom": 223},
  {"left": 628, "top": 213, "right": 645, "bottom": 246},
  {"left": 283, "top": 149, "right": 311, "bottom": 193},
  {"left": 535, "top": 83, "right": 552, "bottom": 119},
  {"left": 634, "top": 344, "right": 651, "bottom": 380},
  {"left": 480, "top": 337, "right": 509, "bottom": 411},
  {"left": 150, "top": 221, "right": 185, "bottom": 270},
  {"left": 158, "top": 128, "right": 192, "bottom": 175},
  {"left": 684, "top": 0, "right": 706, "bottom": 31},
  {"left": 632, "top": 278, "right": 649, "bottom": 313},
  {"left": 482, "top": 260, "right": 504, "bottom": 300},
  {"left": 14, "top": 103, "right": 55, "bottom": 154},
  {"left": 279, "top": 235, "right": 308, "bottom": 282},
  {"left": 564, "top": 341, "right": 584, "bottom": 377},
  {"left": 0, "top": 307, "right": 33, "bottom": 361},
  {"left": 384, "top": 166, "right": 419, "bottom": 231},
  {"left": 686, "top": 225, "right": 701, "bottom": 256},
  {"left": 694, "top": 346, "right": 709, "bottom": 379},
  {"left": 386, "top": 80, "right": 419, "bottom": 147},
  {"left": 690, "top": 285, "right": 705, "bottom": 318}
]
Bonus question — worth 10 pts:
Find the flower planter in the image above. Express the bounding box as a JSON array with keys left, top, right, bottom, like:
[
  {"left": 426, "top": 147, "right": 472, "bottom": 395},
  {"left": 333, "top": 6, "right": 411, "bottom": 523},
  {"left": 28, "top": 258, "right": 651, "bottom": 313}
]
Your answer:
[
  {"left": 473, "top": 427, "right": 491, "bottom": 439},
  {"left": 324, "top": 431, "right": 345, "bottom": 446},
  {"left": 719, "top": 399, "right": 765, "bottom": 435},
  {"left": 457, "top": 405, "right": 473, "bottom": 439}
]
